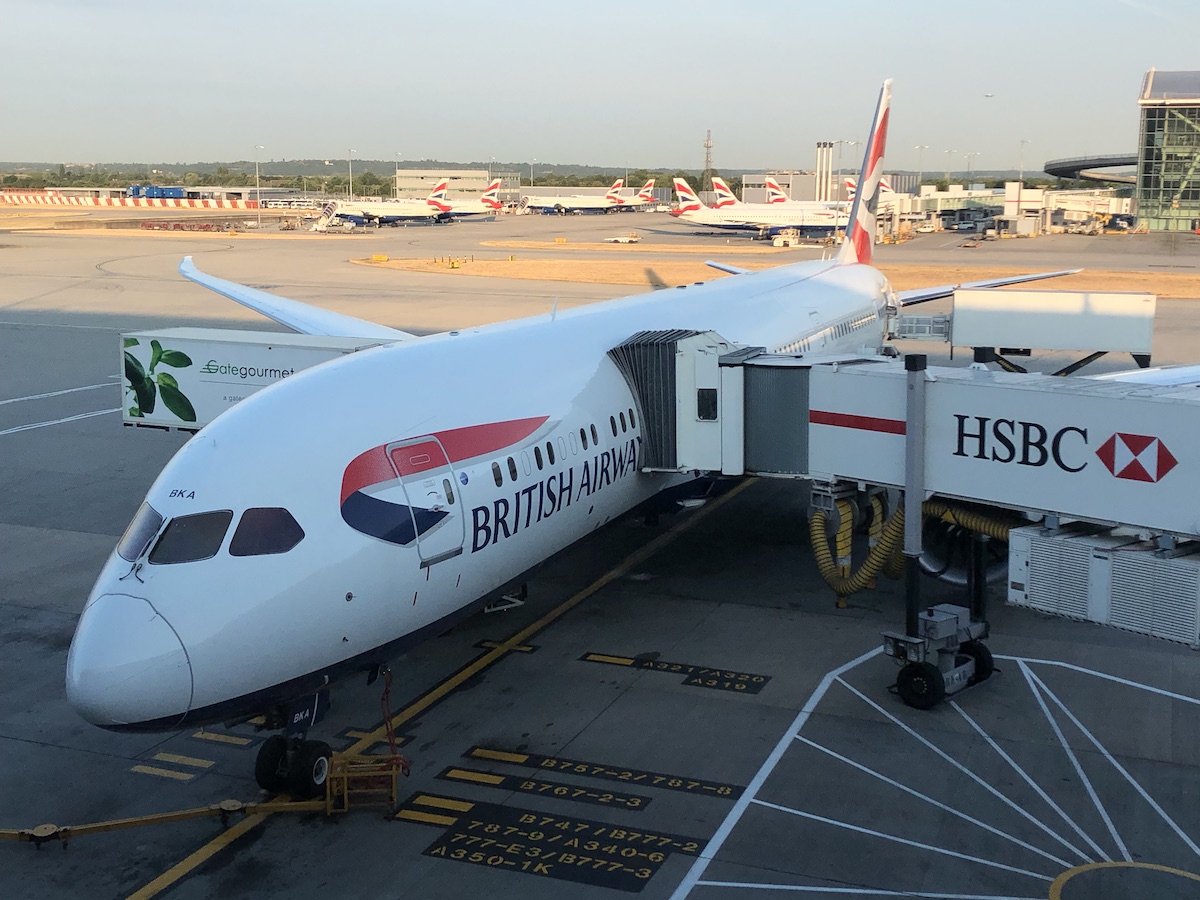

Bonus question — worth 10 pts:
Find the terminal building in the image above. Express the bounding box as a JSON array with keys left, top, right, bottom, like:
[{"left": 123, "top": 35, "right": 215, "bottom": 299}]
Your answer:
[{"left": 1136, "top": 69, "right": 1200, "bottom": 232}]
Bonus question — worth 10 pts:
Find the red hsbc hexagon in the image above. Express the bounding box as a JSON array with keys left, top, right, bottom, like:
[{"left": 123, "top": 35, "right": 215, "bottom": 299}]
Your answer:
[{"left": 1095, "top": 432, "right": 1177, "bottom": 483}]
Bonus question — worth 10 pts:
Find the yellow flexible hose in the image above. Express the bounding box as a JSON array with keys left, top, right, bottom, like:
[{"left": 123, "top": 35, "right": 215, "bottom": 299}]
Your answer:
[{"left": 809, "top": 504, "right": 906, "bottom": 596}]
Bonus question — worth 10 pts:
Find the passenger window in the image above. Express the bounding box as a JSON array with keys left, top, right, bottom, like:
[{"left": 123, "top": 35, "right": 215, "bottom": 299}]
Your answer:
[
  {"left": 117, "top": 501, "right": 164, "bottom": 562},
  {"left": 521, "top": 451, "right": 532, "bottom": 476},
  {"left": 560, "top": 435, "right": 570, "bottom": 457},
  {"left": 610, "top": 416, "right": 617, "bottom": 437},
  {"left": 629, "top": 408, "right": 636, "bottom": 428},
  {"left": 443, "top": 479, "right": 455, "bottom": 505},
  {"left": 507, "top": 456, "right": 518, "bottom": 481},
  {"left": 591, "top": 424, "right": 599, "bottom": 445},
  {"left": 492, "top": 462, "right": 503, "bottom": 487},
  {"left": 579, "top": 427, "right": 588, "bottom": 450},
  {"left": 697, "top": 388, "right": 718, "bottom": 421},
  {"left": 534, "top": 446, "right": 544, "bottom": 470},
  {"left": 619, "top": 412, "right": 627, "bottom": 432},
  {"left": 229, "top": 508, "right": 305, "bottom": 557},
  {"left": 546, "top": 441, "right": 556, "bottom": 465},
  {"left": 149, "top": 510, "right": 233, "bottom": 564}
]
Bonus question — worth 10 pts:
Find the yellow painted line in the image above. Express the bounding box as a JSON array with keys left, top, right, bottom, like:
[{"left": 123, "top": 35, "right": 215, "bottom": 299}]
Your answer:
[
  {"left": 479, "top": 640, "right": 534, "bottom": 652},
  {"left": 396, "top": 809, "right": 457, "bottom": 827},
  {"left": 470, "top": 747, "right": 529, "bottom": 764},
  {"left": 128, "top": 478, "right": 755, "bottom": 898},
  {"left": 344, "top": 729, "right": 375, "bottom": 739},
  {"left": 444, "top": 768, "right": 505, "bottom": 785},
  {"left": 585, "top": 653, "right": 635, "bottom": 666},
  {"left": 415, "top": 795, "right": 474, "bottom": 812},
  {"left": 342, "top": 478, "right": 754, "bottom": 760},
  {"left": 125, "top": 813, "right": 266, "bottom": 900},
  {"left": 247, "top": 716, "right": 265, "bottom": 725},
  {"left": 130, "top": 765, "right": 194, "bottom": 782},
  {"left": 192, "top": 730, "right": 252, "bottom": 747},
  {"left": 152, "top": 753, "right": 214, "bottom": 770},
  {"left": 1049, "top": 861, "right": 1200, "bottom": 899}
]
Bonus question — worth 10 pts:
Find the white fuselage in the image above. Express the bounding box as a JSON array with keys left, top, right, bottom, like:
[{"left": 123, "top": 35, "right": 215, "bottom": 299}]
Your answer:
[
  {"left": 674, "top": 203, "right": 850, "bottom": 232},
  {"left": 523, "top": 193, "right": 622, "bottom": 212},
  {"left": 66, "top": 259, "right": 892, "bottom": 731}
]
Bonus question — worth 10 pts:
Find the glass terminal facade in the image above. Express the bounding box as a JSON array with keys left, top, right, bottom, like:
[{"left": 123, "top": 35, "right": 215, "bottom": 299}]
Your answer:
[{"left": 1137, "top": 70, "right": 1200, "bottom": 231}]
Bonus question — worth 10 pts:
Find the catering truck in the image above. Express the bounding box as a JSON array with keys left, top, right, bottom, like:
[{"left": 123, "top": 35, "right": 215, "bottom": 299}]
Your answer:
[{"left": 121, "top": 328, "right": 392, "bottom": 429}]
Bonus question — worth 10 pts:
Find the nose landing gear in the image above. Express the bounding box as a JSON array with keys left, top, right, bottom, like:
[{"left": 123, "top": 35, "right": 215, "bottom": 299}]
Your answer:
[{"left": 253, "top": 690, "right": 334, "bottom": 798}]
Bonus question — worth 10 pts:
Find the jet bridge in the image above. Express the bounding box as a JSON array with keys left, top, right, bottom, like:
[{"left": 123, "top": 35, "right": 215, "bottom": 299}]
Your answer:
[{"left": 610, "top": 313, "right": 1200, "bottom": 709}]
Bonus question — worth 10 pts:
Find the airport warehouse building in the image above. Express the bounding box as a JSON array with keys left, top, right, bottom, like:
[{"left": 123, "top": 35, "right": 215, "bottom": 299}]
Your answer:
[{"left": 1137, "top": 69, "right": 1200, "bottom": 232}]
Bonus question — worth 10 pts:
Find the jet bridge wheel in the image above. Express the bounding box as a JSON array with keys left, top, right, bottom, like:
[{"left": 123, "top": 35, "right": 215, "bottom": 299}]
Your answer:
[
  {"left": 288, "top": 740, "right": 333, "bottom": 799},
  {"left": 254, "top": 735, "right": 289, "bottom": 792},
  {"left": 896, "top": 661, "right": 945, "bottom": 710},
  {"left": 959, "top": 640, "right": 994, "bottom": 684}
]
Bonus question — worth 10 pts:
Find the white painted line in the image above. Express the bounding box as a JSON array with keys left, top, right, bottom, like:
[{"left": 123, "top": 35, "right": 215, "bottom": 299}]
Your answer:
[
  {"left": 952, "top": 701, "right": 1104, "bottom": 862},
  {"left": 751, "top": 799, "right": 1054, "bottom": 882},
  {"left": 0, "top": 382, "right": 115, "bottom": 406},
  {"left": 998, "top": 656, "right": 1200, "bottom": 707},
  {"left": 1018, "top": 660, "right": 1128, "bottom": 861},
  {"left": 696, "top": 881, "right": 1042, "bottom": 898},
  {"left": 836, "top": 678, "right": 1093, "bottom": 862},
  {"left": 669, "top": 646, "right": 883, "bottom": 900},
  {"left": 0, "top": 408, "right": 120, "bottom": 436},
  {"left": 1026, "top": 667, "right": 1200, "bottom": 860},
  {"left": 795, "top": 735, "right": 1073, "bottom": 868}
]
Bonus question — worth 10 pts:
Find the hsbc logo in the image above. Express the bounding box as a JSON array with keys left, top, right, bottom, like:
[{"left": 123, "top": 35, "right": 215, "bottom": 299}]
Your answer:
[
  {"left": 1095, "top": 433, "right": 1177, "bottom": 483},
  {"left": 952, "top": 416, "right": 1177, "bottom": 484}
]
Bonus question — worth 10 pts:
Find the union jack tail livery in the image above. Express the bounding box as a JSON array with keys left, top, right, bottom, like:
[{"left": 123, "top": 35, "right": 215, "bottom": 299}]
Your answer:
[
  {"left": 672, "top": 178, "right": 704, "bottom": 214},
  {"left": 425, "top": 179, "right": 452, "bottom": 212},
  {"left": 843, "top": 175, "right": 893, "bottom": 201},
  {"left": 481, "top": 178, "right": 503, "bottom": 210},
  {"left": 764, "top": 177, "right": 790, "bottom": 204},
  {"left": 605, "top": 179, "right": 625, "bottom": 204},
  {"left": 636, "top": 179, "right": 656, "bottom": 201},
  {"left": 837, "top": 79, "right": 892, "bottom": 266},
  {"left": 710, "top": 176, "right": 740, "bottom": 208}
]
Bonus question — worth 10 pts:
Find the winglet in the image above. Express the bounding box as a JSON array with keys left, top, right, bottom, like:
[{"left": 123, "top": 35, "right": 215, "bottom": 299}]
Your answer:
[
  {"left": 837, "top": 79, "right": 892, "bottom": 267},
  {"left": 705, "top": 260, "right": 750, "bottom": 276}
]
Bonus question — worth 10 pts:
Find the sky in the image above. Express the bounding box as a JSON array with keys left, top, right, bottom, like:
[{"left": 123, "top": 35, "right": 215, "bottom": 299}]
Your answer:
[{"left": 3, "top": 0, "right": 1199, "bottom": 173}]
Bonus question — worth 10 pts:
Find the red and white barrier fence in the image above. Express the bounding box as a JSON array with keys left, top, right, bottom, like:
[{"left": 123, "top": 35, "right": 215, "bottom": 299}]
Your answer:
[{"left": 0, "top": 192, "right": 257, "bottom": 209}]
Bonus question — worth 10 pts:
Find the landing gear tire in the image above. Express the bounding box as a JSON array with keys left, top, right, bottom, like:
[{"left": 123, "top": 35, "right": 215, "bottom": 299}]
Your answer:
[
  {"left": 254, "top": 735, "right": 289, "bottom": 792},
  {"left": 960, "top": 640, "right": 994, "bottom": 684},
  {"left": 287, "top": 740, "right": 332, "bottom": 799},
  {"left": 897, "top": 661, "right": 945, "bottom": 710}
]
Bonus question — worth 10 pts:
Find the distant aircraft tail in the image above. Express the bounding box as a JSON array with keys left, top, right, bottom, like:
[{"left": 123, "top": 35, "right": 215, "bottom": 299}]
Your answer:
[
  {"left": 844, "top": 174, "right": 893, "bottom": 201},
  {"left": 480, "top": 177, "right": 503, "bottom": 210},
  {"left": 426, "top": 178, "right": 452, "bottom": 212},
  {"left": 710, "top": 176, "right": 740, "bottom": 208},
  {"left": 672, "top": 178, "right": 705, "bottom": 213},
  {"left": 636, "top": 179, "right": 656, "bottom": 201},
  {"left": 837, "top": 79, "right": 892, "bottom": 266},
  {"left": 764, "top": 176, "right": 790, "bottom": 204},
  {"left": 606, "top": 179, "right": 625, "bottom": 204}
]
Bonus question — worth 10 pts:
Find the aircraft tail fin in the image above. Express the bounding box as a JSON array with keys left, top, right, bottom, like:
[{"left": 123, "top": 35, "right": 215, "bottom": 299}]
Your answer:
[
  {"left": 637, "top": 179, "right": 656, "bottom": 201},
  {"left": 426, "top": 178, "right": 451, "bottom": 212},
  {"left": 481, "top": 177, "right": 503, "bottom": 209},
  {"left": 837, "top": 79, "right": 892, "bottom": 266},
  {"left": 606, "top": 179, "right": 625, "bottom": 203},
  {"left": 673, "top": 178, "right": 705, "bottom": 212},
  {"left": 710, "top": 176, "right": 740, "bottom": 208},
  {"left": 764, "top": 177, "right": 790, "bottom": 204}
]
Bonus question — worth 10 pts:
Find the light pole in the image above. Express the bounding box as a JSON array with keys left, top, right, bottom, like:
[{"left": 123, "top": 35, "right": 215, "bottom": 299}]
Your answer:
[
  {"left": 254, "top": 144, "right": 263, "bottom": 228},
  {"left": 914, "top": 145, "right": 929, "bottom": 194},
  {"left": 965, "top": 151, "right": 980, "bottom": 180},
  {"left": 943, "top": 149, "right": 956, "bottom": 185},
  {"left": 348, "top": 149, "right": 356, "bottom": 201},
  {"left": 1017, "top": 138, "right": 1030, "bottom": 227},
  {"left": 529, "top": 158, "right": 537, "bottom": 188},
  {"left": 394, "top": 151, "right": 402, "bottom": 200}
]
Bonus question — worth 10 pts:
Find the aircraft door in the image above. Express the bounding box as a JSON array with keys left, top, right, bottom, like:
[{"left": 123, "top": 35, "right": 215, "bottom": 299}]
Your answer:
[{"left": 386, "top": 436, "right": 465, "bottom": 567}]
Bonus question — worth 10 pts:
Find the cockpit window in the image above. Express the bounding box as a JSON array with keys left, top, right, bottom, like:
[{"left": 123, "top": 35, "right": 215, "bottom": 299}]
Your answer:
[
  {"left": 229, "top": 508, "right": 305, "bottom": 557},
  {"left": 116, "top": 502, "right": 164, "bottom": 562},
  {"left": 148, "top": 510, "right": 234, "bottom": 564}
]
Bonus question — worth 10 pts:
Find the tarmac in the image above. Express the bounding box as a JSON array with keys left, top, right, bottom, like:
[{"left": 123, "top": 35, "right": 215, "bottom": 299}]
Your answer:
[{"left": 2, "top": 212, "right": 1200, "bottom": 900}]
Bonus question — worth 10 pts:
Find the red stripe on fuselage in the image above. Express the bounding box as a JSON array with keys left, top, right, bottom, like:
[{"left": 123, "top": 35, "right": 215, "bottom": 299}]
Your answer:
[
  {"left": 340, "top": 416, "right": 550, "bottom": 503},
  {"left": 809, "top": 409, "right": 905, "bottom": 435}
]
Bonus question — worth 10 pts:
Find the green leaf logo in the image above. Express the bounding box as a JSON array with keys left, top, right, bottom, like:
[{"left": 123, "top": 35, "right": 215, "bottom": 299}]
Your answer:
[
  {"left": 123, "top": 337, "right": 140, "bottom": 349},
  {"left": 159, "top": 350, "right": 193, "bottom": 368},
  {"left": 160, "top": 383, "right": 196, "bottom": 422}
]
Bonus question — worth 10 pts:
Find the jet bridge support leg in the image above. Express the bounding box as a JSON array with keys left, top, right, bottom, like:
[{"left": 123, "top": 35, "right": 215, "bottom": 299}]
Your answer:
[{"left": 883, "top": 354, "right": 990, "bottom": 709}]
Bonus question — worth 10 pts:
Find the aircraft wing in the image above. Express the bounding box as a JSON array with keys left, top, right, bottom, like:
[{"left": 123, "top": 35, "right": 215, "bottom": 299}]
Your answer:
[
  {"left": 179, "top": 257, "right": 417, "bottom": 340},
  {"left": 705, "top": 260, "right": 751, "bottom": 276},
  {"left": 897, "top": 268, "right": 1081, "bottom": 307}
]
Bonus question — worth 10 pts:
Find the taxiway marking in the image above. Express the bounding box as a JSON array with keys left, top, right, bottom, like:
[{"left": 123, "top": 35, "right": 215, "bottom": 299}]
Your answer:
[
  {"left": 0, "top": 407, "right": 120, "bottom": 436},
  {"left": 0, "top": 382, "right": 113, "bottom": 406},
  {"left": 125, "top": 477, "right": 756, "bottom": 899}
]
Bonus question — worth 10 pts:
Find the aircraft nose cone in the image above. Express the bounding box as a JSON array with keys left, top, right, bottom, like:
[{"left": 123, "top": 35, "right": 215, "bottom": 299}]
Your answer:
[{"left": 66, "top": 593, "right": 192, "bottom": 729}]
